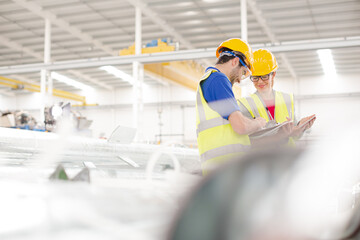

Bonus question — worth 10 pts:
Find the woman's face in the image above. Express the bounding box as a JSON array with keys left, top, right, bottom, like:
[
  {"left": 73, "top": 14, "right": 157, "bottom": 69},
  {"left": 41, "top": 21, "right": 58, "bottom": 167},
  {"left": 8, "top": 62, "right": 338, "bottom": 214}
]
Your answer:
[{"left": 252, "top": 73, "right": 275, "bottom": 93}]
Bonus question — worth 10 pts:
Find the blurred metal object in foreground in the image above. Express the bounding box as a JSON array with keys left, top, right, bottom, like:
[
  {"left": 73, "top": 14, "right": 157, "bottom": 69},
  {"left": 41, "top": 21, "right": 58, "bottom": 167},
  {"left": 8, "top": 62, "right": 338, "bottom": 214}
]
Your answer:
[
  {"left": 168, "top": 143, "right": 360, "bottom": 240},
  {"left": 168, "top": 148, "right": 301, "bottom": 240},
  {"left": 0, "top": 127, "right": 201, "bottom": 174},
  {"left": 0, "top": 125, "right": 202, "bottom": 240}
]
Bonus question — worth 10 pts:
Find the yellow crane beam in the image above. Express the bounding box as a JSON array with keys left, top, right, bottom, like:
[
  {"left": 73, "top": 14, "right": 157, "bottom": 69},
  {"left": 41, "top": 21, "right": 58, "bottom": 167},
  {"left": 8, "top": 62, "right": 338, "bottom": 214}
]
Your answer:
[
  {"left": 144, "top": 61, "right": 202, "bottom": 91},
  {"left": 0, "top": 76, "right": 86, "bottom": 104},
  {"left": 121, "top": 39, "right": 243, "bottom": 94},
  {"left": 120, "top": 39, "right": 204, "bottom": 91}
]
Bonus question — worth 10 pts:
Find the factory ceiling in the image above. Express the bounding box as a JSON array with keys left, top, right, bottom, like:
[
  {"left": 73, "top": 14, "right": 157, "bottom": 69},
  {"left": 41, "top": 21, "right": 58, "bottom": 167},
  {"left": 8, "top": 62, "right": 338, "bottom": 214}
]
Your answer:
[{"left": 0, "top": 0, "right": 359, "bottom": 92}]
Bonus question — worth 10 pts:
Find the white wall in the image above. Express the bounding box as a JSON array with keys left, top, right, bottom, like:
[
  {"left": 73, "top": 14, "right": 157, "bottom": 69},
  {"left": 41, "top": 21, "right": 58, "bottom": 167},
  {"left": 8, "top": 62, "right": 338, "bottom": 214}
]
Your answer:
[
  {"left": 11, "top": 92, "right": 79, "bottom": 121},
  {"left": 72, "top": 84, "right": 196, "bottom": 145},
  {"left": 5, "top": 84, "right": 196, "bottom": 145},
  {"left": 0, "top": 93, "right": 16, "bottom": 110},
  {"left": 6, "top": 73, "right": 360, "bottom": 145},
  {"left": 267, "top": 73, "right": 360, "bottom": 138}
]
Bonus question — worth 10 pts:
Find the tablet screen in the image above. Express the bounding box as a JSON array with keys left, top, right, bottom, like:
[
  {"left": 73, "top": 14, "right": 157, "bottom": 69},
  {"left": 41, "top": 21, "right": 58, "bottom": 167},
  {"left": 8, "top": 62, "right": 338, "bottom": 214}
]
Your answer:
[{"left": 298, "top": 115, "right": 316, "bottom": 129}]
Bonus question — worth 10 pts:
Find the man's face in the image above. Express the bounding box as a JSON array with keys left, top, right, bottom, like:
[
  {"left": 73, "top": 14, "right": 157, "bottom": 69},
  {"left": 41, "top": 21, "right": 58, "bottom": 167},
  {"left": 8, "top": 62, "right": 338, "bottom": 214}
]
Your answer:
[{"left": 229, "top": 66, "right": 247, "bottom": 86}]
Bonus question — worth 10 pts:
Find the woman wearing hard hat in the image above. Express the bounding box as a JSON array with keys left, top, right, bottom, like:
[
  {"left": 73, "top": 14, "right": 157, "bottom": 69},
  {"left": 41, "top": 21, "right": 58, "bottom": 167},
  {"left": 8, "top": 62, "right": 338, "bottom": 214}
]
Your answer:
[{"left": 238, "top": 49, "right": 316, "bottom": 145}]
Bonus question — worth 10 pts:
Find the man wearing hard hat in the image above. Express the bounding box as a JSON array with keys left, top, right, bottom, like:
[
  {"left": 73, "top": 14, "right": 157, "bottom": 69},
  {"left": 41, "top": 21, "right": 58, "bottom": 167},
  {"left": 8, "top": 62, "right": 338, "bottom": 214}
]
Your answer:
[
  {"left": 238, "top": 49, "right": 316, "bottom": 146},
  {"left": 196, "top": 38, "right": 266, "bottom": 173}
]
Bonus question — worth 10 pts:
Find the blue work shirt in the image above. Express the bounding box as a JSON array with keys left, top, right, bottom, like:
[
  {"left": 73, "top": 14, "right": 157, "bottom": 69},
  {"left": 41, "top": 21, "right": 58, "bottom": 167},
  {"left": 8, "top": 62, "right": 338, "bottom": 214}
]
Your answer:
[{"left": 200, "top": 67, "right": 241, "bottom": 120}]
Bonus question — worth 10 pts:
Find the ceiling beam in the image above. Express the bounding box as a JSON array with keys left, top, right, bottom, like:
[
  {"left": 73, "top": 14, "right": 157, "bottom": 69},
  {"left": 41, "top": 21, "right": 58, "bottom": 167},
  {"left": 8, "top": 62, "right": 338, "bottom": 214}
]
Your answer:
[
  {"left": 0, "top": 35, "right": 43, "bottom": 60},
  {"left": 0, "top": 37, "right": 359, "bottom": 75},
  {"left": 12, "top": 0, "right": 114, "bottom": 56},
  {"left": 247, "top": 0, "right": 298, "bottom": 79},
  {"left": 11, "top": 74, "right": 38, "bottom": 85},
  {"left": 12, "top": 0, "right": 187, "bottom": 88},
  {"left": 124, "top": 0, "right": 212, "bottom": 67},
  {"left": 125, "top": 0, "right": 195, "bottom": 49},
  {"left": 0, "top": 35, "right": 113, "bottom": 90},
  {"left": 67, "top": 70, "right": 113, "bottom": 90}
]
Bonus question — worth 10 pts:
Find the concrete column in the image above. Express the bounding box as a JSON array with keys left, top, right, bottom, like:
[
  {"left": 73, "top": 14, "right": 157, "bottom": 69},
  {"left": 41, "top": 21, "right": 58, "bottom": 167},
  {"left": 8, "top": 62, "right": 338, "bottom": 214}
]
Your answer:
[
  {"left": 241, "top": 0, "right": 248, "bottom": 41},
  {"left": 132, "top": 7, "right": 143, "bottom": 141},
  {"left": 40, "top": 18, "right": 51, "bottom": 124}
]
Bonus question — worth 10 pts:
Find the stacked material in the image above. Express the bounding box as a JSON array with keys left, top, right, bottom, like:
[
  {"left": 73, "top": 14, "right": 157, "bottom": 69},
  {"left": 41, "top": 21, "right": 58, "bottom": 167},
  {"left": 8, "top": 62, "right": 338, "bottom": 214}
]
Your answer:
[{"left": 0, "top": 127, "right": 202, "bottom": 240}]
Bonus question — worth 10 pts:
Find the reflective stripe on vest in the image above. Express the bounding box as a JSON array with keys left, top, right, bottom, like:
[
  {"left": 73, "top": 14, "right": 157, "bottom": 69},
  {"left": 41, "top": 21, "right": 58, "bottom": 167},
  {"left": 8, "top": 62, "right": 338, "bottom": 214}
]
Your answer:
[
  {"left": 238, "top": 90, "right": 295, "bottom": 146},
  {"left": 196, "top": 90, "right": 206, "bottom": 122},
  {"left": 281, "top": 92, "right": 293, "bottom": 120},
  {"left": 250, "top": 91, "right": 294, "bottom": 122},
  {"left": 200, "top": 143, "right": 250, "bottom": 162},
  {"left": 196, "top": 69, "right": 251, "bottom": 163},
  {"left": 237, "top": 98, "right": 255, "bottom": 119},
  {"left": 196, "top": 116, "right": 228, "bottom": 137},
  {"left": 245, "top": 97, "right": 261, "bottom": 118},
  {"left": 253, "top": 91, "right": 294, "bottom": 121}
]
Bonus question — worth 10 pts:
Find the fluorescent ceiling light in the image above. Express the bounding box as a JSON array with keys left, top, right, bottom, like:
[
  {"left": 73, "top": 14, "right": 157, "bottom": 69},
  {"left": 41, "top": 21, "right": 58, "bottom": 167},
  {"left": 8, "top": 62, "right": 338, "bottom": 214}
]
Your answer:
[
  {"left": 317, "top": 49, "right": 336, "bottom": 76},
  {"left": 184, "top": 11, "right": 197, "bottom": 16},
  {"left": 99, "top": 66, "right": 135, "bottom": 85},
  {"left": 51, "top": 72, "right": 94, "bottom": 91},
  {"left": 184, "top": 20, "right": 203, "bottom": 25},
  {"left": 175, "top": 2, "right": 193, "bottom": 7}
]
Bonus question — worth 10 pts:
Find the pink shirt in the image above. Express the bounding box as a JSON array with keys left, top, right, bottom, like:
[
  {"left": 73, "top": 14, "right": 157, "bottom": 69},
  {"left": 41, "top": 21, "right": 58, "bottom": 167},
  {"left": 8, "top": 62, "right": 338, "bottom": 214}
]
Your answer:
[{"left": 263, "top": 98, "right": 275, "bottom": 120}]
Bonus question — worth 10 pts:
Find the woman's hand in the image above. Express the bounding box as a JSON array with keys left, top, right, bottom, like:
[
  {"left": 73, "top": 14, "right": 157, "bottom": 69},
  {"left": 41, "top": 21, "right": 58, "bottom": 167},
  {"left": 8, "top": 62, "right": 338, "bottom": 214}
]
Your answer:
[
  {"left": 277, "top": 119, "right": 294, "bottom": 138},
  {"left": 291, "top": 114, "right": 316, "bottom": 138}
]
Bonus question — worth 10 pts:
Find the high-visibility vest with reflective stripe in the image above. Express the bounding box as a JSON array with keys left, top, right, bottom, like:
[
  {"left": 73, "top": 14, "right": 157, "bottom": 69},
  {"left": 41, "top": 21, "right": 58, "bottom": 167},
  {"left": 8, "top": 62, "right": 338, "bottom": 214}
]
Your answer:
[
  {"left": 238, "top": 91, "right": 295, "bottom": 146},
  {"left": 196, "top": 69, "right": 251, "bottom": 169}
]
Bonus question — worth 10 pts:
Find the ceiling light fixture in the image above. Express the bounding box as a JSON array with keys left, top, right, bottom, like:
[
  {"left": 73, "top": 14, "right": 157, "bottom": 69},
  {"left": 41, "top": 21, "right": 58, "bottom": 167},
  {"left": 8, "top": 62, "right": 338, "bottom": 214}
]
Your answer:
[
  {"left": 202, "top": 0, "right": 221, "bottom": 2},
  {"left": 184, "top": 11, "right": 197, "bottom": 16},
  {"left": 99, "top": 66, "right": 135, "bottom": 85},
  {"left": 317, "top": 49, "right": 336, "bottom": 76},
  {"left": 51, "top": 72, "right": 94, "bottom": 91}
]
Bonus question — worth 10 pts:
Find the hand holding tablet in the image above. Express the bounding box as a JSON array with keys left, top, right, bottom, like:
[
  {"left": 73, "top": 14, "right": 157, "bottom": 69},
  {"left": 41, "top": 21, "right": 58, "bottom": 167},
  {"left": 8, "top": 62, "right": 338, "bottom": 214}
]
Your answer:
[{"left": 297, "top": 114, "right": 316, "bottom": 129}]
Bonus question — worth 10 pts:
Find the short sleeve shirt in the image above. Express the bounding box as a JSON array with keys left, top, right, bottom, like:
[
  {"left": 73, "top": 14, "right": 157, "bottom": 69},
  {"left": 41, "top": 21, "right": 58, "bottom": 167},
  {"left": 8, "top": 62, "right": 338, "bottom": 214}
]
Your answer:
[{"left": 200, "top": 67, "right": 241, "bottom": 120}]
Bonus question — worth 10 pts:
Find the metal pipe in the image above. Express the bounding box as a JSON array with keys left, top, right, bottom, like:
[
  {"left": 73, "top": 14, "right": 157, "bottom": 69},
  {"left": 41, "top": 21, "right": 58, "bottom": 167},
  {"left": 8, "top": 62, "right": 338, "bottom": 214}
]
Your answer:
[{"left": 0, "top": 37, "right": 359, "bottom": 75}]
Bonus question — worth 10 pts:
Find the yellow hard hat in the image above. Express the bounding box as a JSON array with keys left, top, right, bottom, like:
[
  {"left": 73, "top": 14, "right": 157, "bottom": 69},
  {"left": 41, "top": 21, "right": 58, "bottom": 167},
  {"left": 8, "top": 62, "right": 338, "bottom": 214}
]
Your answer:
[
  {"left": 252, "top": 49, "right": 278, "bottom": 76},
  {"left": 216, "top": 38, "right": 253, "bottom": 68}
]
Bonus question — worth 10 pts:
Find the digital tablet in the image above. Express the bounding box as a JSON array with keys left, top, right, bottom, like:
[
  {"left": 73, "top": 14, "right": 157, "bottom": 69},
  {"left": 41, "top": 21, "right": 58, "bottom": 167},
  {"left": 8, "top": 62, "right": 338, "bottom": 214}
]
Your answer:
[
  {"left": 297, "top": 115, "right": 316, "bottom": 129},
  {"left": 249, "top": 121, "right": 293, "bottom": 139}
]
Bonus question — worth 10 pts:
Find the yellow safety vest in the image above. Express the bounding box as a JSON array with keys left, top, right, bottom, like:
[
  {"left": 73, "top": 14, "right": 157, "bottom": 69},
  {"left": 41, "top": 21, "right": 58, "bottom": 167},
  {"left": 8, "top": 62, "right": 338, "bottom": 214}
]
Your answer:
[
  {"left": 196, "top": 69, "right": 251, "bottom": 173},
  {"left": 238, "top": 91, "right": 295, "bottom": 146}
]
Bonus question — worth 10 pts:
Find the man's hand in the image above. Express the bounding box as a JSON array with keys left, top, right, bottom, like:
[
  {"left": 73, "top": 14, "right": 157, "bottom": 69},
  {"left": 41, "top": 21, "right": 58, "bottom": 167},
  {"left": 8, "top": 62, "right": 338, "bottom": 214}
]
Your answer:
[
  {"left": 229, "top": 111, "right": 267, "bottom": 135},
  {"left": 255, "top": 117, "right": 267, "bottom": 130}
]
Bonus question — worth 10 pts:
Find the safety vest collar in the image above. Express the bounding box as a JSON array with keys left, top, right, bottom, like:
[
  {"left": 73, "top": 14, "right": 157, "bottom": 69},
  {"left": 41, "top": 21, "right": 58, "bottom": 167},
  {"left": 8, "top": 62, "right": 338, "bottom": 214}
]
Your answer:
[
  {"left": 202, "top": 67, "right": 232, "bottom": 84},
  {"left": 251, "top": 90, "right": 293, "bottom": 122},
  {"left": 205, "top": 66, "right": 220, "bottom": 73}
]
